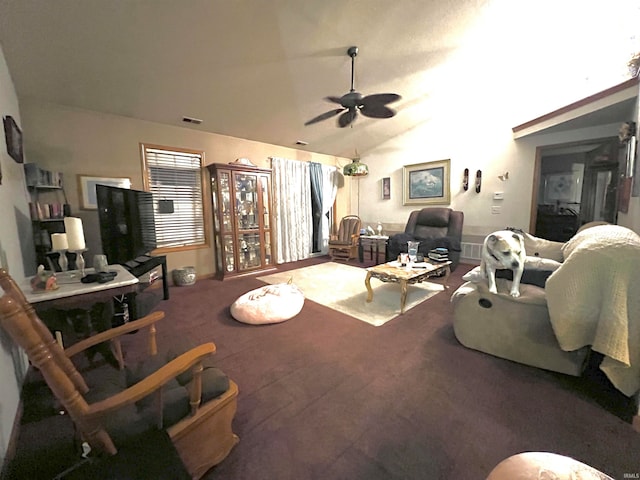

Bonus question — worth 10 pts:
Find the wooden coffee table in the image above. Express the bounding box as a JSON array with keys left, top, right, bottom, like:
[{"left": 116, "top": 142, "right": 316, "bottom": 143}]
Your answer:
[{"left": 365, "top": 260, "right": 452, "bottom": 314}]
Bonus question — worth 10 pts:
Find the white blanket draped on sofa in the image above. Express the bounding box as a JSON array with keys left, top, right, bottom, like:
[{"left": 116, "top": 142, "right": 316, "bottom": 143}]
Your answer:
[{"left": 546, "top": 225, "right": 640, "bottom": 397}]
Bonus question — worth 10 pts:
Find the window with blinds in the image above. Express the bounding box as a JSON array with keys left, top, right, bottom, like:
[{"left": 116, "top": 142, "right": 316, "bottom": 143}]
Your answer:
[{"left": 141, "top": 145, "right": 206, "bottom": 250}]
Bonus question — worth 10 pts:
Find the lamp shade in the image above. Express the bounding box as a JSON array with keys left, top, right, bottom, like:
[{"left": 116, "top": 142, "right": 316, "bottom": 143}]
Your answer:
[{"left": 343, "top": 158, "right": 369, "bottom": 177}]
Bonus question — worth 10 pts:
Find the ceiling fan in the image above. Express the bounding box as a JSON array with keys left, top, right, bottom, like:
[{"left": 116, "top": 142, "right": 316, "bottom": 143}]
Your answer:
[{"left": 305, "top": 46, "right": 401, "bottom": 128}]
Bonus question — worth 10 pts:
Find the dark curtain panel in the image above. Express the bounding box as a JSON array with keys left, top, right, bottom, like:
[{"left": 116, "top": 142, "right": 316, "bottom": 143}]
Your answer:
[{"left": 309, "top": 162, "right": 323, "bottom": 253}]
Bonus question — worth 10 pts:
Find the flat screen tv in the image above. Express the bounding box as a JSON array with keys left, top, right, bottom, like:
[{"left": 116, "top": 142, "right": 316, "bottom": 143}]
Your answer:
[{"left": 96, "top": 184, "right": 157, "bottom": 265}]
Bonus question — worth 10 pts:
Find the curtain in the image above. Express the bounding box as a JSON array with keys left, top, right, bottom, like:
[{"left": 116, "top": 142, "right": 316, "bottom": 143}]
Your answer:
[
  {"left": 309, "top": 162, "right": 323, "bottom": 253},
  {"left": 319, "top": 165, "right": 338, "bottom": 253},
  {"left": 271, "top": 157, "right": 313, "bottom": 263}
]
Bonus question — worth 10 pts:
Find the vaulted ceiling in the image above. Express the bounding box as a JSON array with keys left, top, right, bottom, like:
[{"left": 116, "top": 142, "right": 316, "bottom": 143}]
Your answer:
[
  {"left": 0, "top": 0, "right": 485, "bottom": 158},
  {"left": 0, "top": 1, "right": 637, "bottom": 159}
]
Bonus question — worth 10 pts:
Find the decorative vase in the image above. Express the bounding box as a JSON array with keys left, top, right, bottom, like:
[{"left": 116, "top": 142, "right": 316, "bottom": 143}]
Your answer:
[{"left": 173, "top": 266, "right": 196, "bottom": 286}]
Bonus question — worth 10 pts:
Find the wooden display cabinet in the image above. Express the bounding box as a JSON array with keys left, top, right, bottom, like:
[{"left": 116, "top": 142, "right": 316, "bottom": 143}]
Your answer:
[{"left": 207, "top": 163, "right": 275, "bottom": 279}]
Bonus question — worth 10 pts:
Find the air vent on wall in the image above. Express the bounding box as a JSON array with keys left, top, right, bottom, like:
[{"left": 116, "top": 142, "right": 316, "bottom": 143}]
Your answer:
[{"left": 182, "top": 116, "right": 203, "bottom": 125}]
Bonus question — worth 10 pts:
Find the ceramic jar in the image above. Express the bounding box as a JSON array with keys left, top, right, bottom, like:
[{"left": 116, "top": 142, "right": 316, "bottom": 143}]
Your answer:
[{"left": 173, "top": 266, "right": 196, "bottom": 286}]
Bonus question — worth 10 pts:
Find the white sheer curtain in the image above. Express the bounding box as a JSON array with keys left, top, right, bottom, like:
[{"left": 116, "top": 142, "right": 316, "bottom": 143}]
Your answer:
[
  {"left": 318, "top": 164, "right": 338, "bottom": 253},
  {"left": 271, "top": 157, "right": 313, "bottom": 263}
]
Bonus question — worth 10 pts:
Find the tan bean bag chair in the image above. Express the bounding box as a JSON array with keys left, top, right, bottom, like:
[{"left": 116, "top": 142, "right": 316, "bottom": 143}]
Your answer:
[
  {"left": 231, "top": 282, "right": 304, "bottom": 325},
  {"left": 486, "top": 452, "right": 613, "bottom": 479}
]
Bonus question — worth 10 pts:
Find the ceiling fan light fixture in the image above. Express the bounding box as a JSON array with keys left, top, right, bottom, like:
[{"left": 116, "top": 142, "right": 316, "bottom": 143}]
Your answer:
[{"left": 343, "top": 158, "right": 369, "bottom": 177}]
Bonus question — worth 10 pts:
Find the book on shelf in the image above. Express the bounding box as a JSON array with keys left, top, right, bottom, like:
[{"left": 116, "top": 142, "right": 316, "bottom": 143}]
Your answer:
[{"left": 31, "top": 202, "right": 65, "bottom": 220}]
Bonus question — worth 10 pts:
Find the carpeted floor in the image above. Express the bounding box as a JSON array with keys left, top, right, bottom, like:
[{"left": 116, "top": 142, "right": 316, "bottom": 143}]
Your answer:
[
  {"left": 257, "top": 261, "right": 444, "bottom": 326},
  {"left": 8, "top": 256, "right": 640, "bottom": 479}
]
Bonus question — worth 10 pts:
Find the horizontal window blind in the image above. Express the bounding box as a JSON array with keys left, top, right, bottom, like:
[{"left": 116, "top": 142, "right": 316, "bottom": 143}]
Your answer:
[{"left": 143, "top": 147, "right": 205, "bottom": 249}]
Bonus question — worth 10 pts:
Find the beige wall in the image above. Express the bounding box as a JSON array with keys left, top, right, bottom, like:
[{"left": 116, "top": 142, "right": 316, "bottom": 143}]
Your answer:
[
  {"left": 20, "top": 100, "right": 351, "bottom": 277},
  {"left": 357, "top": 121, "right": 640, "bottom": 240},
  {"left": 0, "top": 44, "right": 30, "bottom": 469}
]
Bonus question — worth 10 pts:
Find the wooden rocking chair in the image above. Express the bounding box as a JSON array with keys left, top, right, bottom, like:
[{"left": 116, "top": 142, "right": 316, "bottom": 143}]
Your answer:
[
  {"left": 0, "top": 268, "right": 238, "bottom": 479},
  {"left": 328, "top": 215, "right": 362, "bottom": 262}
]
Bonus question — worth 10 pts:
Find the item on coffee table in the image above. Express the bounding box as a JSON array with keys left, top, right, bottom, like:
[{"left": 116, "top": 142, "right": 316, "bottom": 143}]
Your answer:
[{"left": 428, "top": 248, "right": 449, "bottom": 262}]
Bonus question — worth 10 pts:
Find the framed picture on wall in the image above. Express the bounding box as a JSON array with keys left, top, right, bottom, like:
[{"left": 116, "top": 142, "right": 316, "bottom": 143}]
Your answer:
[
  {"left": 543, "top": 172, "right": 581, "bottom": 204},
  {"left": 78, "top": 175, "right": 132, "bottom": 209},
  {"left": 3, "top": 115, "right": 23, "bottom": 164},
  {"left": 382, "top": 177, "right": 390, "bottom": 200},
  {"left": 402, "top": 159, "right": 450, "bottom": 205}
]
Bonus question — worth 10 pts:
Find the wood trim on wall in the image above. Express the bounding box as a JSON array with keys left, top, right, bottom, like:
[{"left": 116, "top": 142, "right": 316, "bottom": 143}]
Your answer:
[{"left": 513, "top": 77, "right": 639, "bottom": 134}]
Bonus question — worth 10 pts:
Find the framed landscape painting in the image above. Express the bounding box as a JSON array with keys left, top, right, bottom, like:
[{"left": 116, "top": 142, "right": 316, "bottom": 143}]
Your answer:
[{"left": 403, "top": 159, "right": 450, "bottom": 205}]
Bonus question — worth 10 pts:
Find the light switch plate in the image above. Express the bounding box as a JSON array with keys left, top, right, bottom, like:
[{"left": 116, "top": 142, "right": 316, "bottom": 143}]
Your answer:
[
  {"left": 493, "top": 192, "right": 504, "bottom": 200},
  {"left": 491, "top": 205, "right": 501, "bottom": 214}
]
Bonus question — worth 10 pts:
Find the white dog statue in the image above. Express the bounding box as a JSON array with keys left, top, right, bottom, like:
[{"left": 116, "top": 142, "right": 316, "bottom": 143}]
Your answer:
[{"left": 480, "top": 230, "right": 526, "bottom": 297}]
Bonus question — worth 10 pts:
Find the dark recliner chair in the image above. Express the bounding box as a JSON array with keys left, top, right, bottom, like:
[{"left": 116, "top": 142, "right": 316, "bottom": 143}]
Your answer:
[{"left": 386, "top": 208, "right": 464, "bottom": 271}]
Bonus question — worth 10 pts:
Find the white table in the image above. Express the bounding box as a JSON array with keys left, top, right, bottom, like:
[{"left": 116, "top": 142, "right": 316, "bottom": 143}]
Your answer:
[
  {"left": 21, "top": 264, "right": 138, "bottom": 307},
  {"left": 19, "top": 264, "right": 139, "bottom": 367}
]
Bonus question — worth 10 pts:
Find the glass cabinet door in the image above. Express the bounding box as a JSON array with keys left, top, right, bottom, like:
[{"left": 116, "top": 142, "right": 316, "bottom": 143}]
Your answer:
[
  {"left": 220, "top": 173, "right": 232, "bottom": 232},
  {"left": 238, "top": 233, "right": 261, "bottom": 270},
  {"left": 223, "top": 236, "right": 235, "bottom": 272},
  {"left": 260, "top": 175, "right": 272, "bottom": 266},
  {"left": 234, "top": 173, "right": 258, "bottom": 231},
  {"left": 235, "top": 173, "right": 259, "bottom": 272},
  {"left": 211, "top": 170, "right": 236, "bottom": 274}
]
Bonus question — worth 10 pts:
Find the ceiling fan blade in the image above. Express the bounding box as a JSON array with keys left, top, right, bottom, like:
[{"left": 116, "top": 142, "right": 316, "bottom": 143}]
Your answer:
[
  {"left": 360, "top": 93, "right": 402, "bottom": 106},
  {"left": 359, "top": 103, "right": 396, "bottom": 119},
  {"left": 304, "top": 108, "right": 345, "bottom": 126},
  {"left": 325, "top": 96, "right": 343, "bottom": 104},
  {"left": 338, "top": 108, "right": 357, "bottom": 128}
]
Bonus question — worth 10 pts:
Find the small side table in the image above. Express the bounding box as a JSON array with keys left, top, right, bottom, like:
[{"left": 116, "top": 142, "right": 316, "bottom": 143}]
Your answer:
[{"left": 358, "top": 235, "right": 389, "bottom": 264}]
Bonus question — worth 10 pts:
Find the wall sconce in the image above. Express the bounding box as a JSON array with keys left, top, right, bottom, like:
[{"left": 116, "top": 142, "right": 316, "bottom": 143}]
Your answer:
[
  {"left": 475, "top": 170, "right": 482, "bottom": 193},
  {"left": 498, "top": 171, "right": 509, "bottom": 181},
  {"left": 463, "top": 168, "right": 469, "bottom": 191}
]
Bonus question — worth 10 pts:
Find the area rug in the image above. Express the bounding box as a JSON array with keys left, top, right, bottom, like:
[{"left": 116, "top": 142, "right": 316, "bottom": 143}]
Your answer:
[{"left": 257, "top": 262, "right": 444, "bottom": 327}]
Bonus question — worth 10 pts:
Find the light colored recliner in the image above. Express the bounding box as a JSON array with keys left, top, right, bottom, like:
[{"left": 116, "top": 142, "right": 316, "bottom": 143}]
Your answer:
[
  {"left": 452, "top": 224, "right": 640, "bottom": 384},
  {"left": 451, "top": 279, "right": 589, "bottom": 376},
  {"left": 450, "top": 231, "right": 590, "bottom": 376}
]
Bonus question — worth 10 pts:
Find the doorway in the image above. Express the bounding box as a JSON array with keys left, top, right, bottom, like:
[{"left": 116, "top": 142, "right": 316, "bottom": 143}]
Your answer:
[{"left": 530, "top": 137, "right": 623, "bottom": 241}]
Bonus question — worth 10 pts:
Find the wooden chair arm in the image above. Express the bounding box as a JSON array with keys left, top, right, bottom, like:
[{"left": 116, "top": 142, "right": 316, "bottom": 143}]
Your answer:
[
  {"left": 64, "top": 311, "right": 164, "bottom": 359},
  {"left": 84, "top": 342, "right": 216, "bottom": 421}
]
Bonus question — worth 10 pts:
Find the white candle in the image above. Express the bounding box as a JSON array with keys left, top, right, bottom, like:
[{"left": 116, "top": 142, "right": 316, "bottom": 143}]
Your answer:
[
  {"left": 64, "top": 217, "right": 86, "bottom": 251},
  {"left": 51, "top": 233, "right": 68, "bottom": 251}
]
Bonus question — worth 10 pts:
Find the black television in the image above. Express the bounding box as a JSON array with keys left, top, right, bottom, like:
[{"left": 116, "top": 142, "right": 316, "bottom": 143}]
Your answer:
[{"left": 96, "top": 184, "right": 157, "bottom": 265}]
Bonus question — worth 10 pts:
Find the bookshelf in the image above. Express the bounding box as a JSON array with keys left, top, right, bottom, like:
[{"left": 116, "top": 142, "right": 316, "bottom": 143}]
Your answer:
[{"left": 24, "top": 163, "right": 70, "bottom": 268}]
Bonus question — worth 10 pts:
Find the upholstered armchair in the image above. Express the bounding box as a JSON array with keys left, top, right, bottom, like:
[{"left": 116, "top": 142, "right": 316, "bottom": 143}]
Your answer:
[
  {"left": 386, "top": 208, "right": 464, "bottom": 271},
  {"left": 328, "top": 215, "right": 361, "bottom": 262}
]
